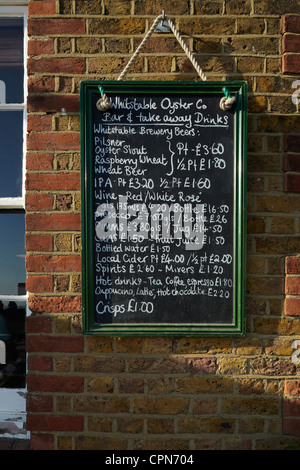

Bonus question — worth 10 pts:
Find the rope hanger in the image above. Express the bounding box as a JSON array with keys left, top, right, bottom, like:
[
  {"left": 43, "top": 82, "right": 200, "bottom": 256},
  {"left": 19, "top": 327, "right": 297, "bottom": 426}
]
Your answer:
[
  {"left": 118, "top": 11, "right": 208, "bottom": 82},
  {"left": 96, "top": 11, "right": 236, "bottom": 112}
]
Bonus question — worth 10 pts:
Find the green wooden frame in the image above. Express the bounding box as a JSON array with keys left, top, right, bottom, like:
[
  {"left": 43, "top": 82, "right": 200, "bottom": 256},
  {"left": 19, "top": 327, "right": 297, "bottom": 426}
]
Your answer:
[{"left": 80, "top": 80, "right": 247, "bottom": 336}]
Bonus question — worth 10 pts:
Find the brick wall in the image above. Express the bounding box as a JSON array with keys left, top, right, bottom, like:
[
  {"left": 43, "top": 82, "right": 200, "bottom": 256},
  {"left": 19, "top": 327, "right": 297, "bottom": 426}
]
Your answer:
[
  {"left": 25, "top": 0, "right": 300, "bottom": 450},
  {"left": 282, "top": 13, "right": 300, "bottom": 441}
]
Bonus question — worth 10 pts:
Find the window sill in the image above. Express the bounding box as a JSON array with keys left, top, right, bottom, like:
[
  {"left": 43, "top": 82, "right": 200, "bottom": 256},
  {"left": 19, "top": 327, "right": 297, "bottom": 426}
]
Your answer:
[{"left": 0, "top": 198, "right": 24, "bottom": 210}]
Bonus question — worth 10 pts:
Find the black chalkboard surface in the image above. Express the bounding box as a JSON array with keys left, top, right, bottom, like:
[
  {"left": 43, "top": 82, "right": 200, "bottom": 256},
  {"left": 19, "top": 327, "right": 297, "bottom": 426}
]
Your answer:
[{"left": 80, "top": 81, "right": 247, "bottom": 336}]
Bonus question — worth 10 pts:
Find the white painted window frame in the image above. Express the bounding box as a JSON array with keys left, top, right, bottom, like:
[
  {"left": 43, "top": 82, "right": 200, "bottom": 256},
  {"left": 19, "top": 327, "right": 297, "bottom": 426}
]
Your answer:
[
  {"left": 0, "top": 2, "right": 29, "bottom": 439},
  {"left": 0, "top": 3, "right": 28, "bottom": 209}
]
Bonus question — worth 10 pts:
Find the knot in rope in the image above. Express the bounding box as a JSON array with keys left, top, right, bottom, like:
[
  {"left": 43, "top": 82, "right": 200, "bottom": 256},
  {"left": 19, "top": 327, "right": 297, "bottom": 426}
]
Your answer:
[
  {"left": 219, "top": 88, "right": 236, "bottom": 110},
  {"left": 96, "top": 93, "right": 112, "bottom": 112},
  {"left": 219, "top": 96, "right": 236, "bottom": 111}
]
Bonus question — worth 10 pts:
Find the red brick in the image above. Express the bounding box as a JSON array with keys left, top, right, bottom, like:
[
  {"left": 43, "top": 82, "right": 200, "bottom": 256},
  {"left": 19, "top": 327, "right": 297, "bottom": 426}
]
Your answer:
[
  {"left": 28, "top": 0, "right": 56, "bottom": 16},
  {"left": 283, "top": 34, "right": 300, "bottom": 53},
  {"left": 26, "top": 394, "right": 53, "bottom": 412},
  {"left": 29, "top": 433, "right": 54, "bottom": 451},
  {"left": 284, "top": 154, "right": 300, "bottom": 172},
  {"left": 286, "top": 256, "right": 300, "bottom": 274},
  {"left": 26, "top": 173, "right": 80, "bottom": 191},
  {"left": 28, "top": 76, "right": 55, "bottom": 93},
  {"left": 283, "top": 15, "right": 300, "bottom": 34},
  {"left": 27, "top": 114, "right": 53, "bottom": 132},
  {"left": 188, "top": 358, "right": 217, "bottom": 374},
  {"left": 25, "top": 233, "right": 53, "bottom": 252},
  {"left": 28, "top": 38, "right": 55, "bottom": 55},
  {"left": 28, "top": 94, "right": 80, "bottom": 113},
  {"left": 27, "top": 132, "right": 80, "bottom": 151},
  {"left": 27, "top": 356, "right": 53, "bottom": 373},
  {"left": 285, "top": 134, "right": 300, "bottom": 152},
  {"left": 283, "top": 418, "right": 300, "bottom": 437},
  {"left": 26, "top": 275, "right": 54, "bottom": 293},
  {"left": 28, "top": 295, "right": 82, "bottom": 313},
  {"left": 26, "top": 335, "right": 84, "bottom": 354},
  {"left": 284, "top": 380, "right": 300, "bottom": 395},
  {"left": 251, "top": 357, "right": 295, "bottom": 376},
  {"left": 25, "top": 193, "right": 54, "bottom": 211},
  {"left": 26, "top": 254, "right": 81, "bottom": 272},
  {"left": 285, "top": 277, "right": 300, "bottom": 295},
  {"left": 26, "top": 213, "right": 81, "bottom": 231},
  {"left": 27, "top": 375, "right": 84, "bottom": 393},
  {"left": 285, "top": 174, "right": 300, "bottom": 192},
  {"left": 26, "top": 315, "right": 53, "bottom": 334},
  {"left": 283, "top": 398, "right": 300, "bottom": 416},
  {"left": 26, "top": 153, "right": 53, "bottom": 171},
  {"left": 27, "top": 414, "right": 84, "bottom": 432},
  {"left": 27, "top": 57, "right": 85, "bottom": 74},
  {"left": 28, "top": 18, "right": 85, "bottom": 35},
  {"left": 282, "top": 54, "right": 300, "bottom": 74},
  {"left": 285, "top": 298, "right": 300, "bottom": 316}
]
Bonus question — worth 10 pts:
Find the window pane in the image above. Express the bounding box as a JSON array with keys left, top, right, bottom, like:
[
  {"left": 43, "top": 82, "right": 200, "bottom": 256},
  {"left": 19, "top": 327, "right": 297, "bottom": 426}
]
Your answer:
[
  {"left": 0, "top": 110, "right": 23, "bottom": 197},
  {"left": 0, "top": 18, "right": 24, "bottom": 104},
  {"left": 0, "top": 298, "right": 26, "bottom": 388},
  {"left": 0, "top": 213, "right": 26, "bottom": 295}
]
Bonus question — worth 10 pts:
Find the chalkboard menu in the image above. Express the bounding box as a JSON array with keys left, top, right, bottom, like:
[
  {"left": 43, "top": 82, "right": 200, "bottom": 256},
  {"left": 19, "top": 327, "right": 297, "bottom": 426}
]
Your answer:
[{"left": 80, "top": 81, "right": 247, "bottom": 336}]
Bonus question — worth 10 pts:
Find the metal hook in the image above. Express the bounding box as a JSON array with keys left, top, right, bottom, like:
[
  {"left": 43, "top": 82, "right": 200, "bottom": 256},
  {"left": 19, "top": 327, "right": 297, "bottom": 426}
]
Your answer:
[{"left": 155, "top": 10, "right": 171, "bottom": 33}]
